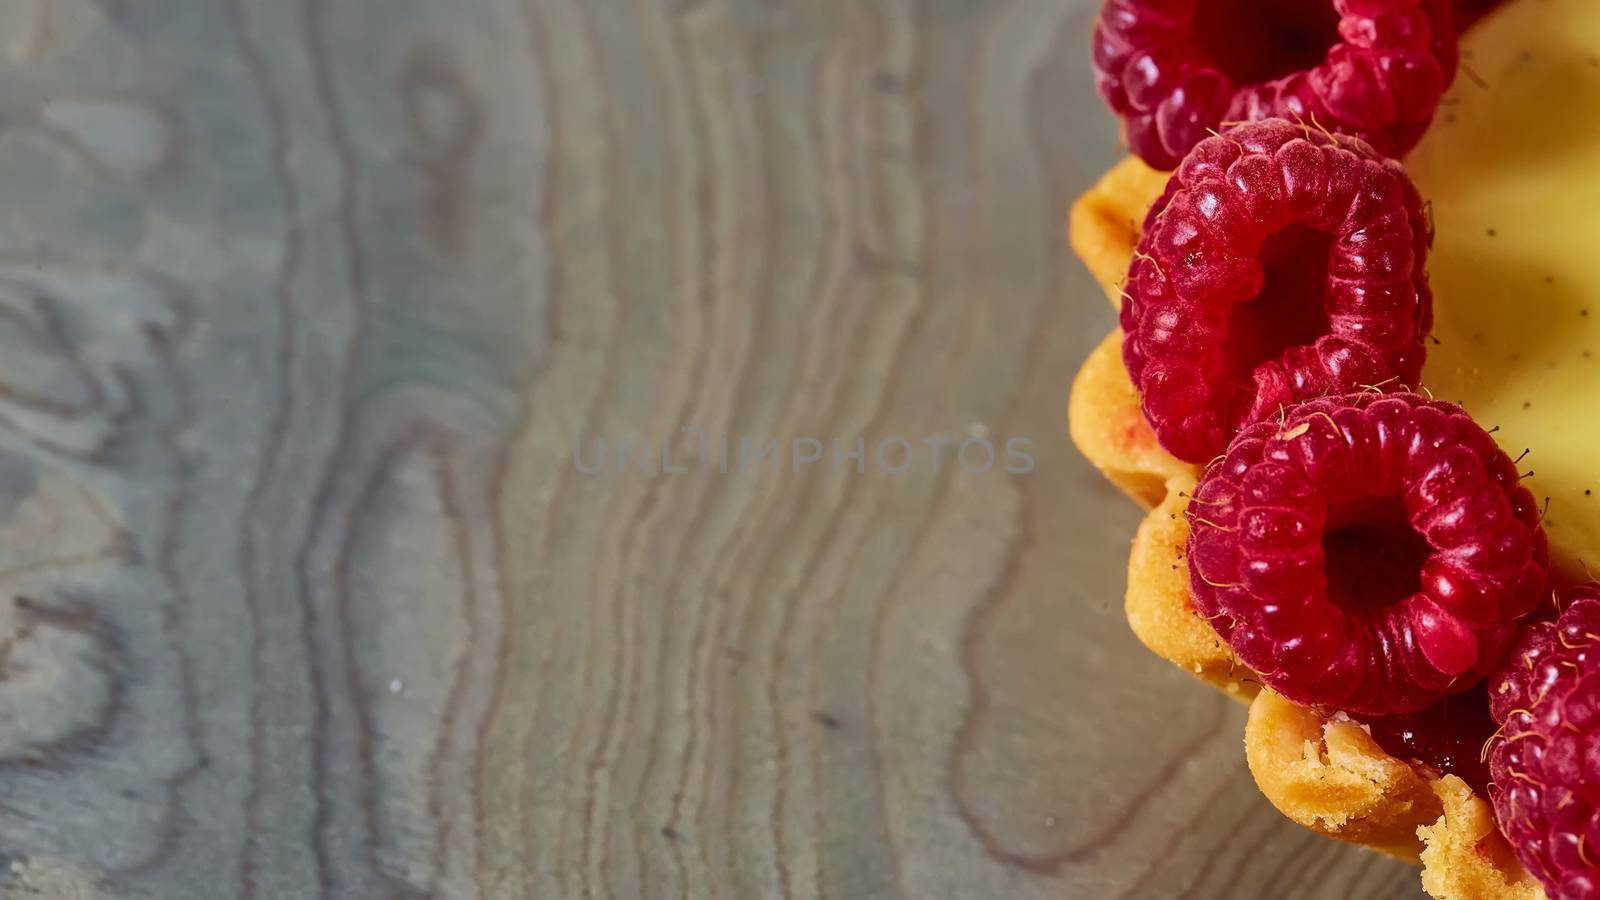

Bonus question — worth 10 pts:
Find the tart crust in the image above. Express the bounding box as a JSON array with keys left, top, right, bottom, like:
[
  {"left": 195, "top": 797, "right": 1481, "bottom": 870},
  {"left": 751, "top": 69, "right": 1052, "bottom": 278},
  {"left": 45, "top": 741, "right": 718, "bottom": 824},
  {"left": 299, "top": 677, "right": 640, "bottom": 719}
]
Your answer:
[
  {"left": 1245, "top": 689, "right": 1440, "bottom": 862},
  {"left": 1067, "top": 157, "right": 1165, "bottom": 307},
  {"left": 1067, "top": 330, "right": 1198, "bottom": 511},
  {"left": 1067, "top": 330, "right": 1253, "bottom": 697},
  {"left": 1418, "top": 776, "right": 1546, "bottom": 900}
]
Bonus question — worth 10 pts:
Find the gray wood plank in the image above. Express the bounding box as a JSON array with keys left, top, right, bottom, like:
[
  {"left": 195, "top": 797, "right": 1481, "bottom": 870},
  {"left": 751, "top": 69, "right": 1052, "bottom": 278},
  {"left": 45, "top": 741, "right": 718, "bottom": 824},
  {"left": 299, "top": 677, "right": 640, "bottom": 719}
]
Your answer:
[{"left": 0, "top": 1, "right": 1426, "bottom": 897}]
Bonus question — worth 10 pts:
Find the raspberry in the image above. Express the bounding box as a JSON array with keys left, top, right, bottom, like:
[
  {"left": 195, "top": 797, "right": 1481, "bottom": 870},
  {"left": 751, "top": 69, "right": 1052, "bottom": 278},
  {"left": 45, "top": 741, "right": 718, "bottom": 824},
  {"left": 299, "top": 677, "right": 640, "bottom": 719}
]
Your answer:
[
  {"left": 1362, "top": 684, "right": 1494, "bottom": 791},
  {"left": 1187, "top": 392, "right": 1548, "bottom": 717},
  {"left": 1092, "top": 0, "right": 1457, "bottom": 169},
  {"left": 1487, "top": 586, "right": 1600, "bottom": 900},
  {"left": 1122, "top": 120, "right": 1434, "bottom": 464}
]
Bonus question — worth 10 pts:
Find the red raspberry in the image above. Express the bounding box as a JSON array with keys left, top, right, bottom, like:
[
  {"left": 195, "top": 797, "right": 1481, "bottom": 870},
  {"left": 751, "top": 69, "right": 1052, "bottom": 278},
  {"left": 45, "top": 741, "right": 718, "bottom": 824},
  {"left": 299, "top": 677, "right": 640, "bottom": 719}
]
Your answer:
[
  {"left": 1187, "top": 392, "right": 1548, "bottom": 717},
  {"left": 1487, "top": 586, "right": 1600, "bottom": 900},
  {"left": 1092, "top": 0, "right": 1457, "bottom": 169},
  {"left": 1122, "top": 120, "right": 1433, "bottom": 464},
  {"left": 1362, "top": 684, "right": 1494, "bottom": 791}
]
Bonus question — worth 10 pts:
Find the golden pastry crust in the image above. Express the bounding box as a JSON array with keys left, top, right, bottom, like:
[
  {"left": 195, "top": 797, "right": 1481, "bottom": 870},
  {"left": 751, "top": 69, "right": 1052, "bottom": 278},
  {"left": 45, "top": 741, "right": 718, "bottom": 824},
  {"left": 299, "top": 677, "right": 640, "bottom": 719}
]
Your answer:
[
  {"left": 1067, "top": 329, "right": 1199, "bottom": 510},
  {"left": 1065, "top": 163, "right": 1245, "bottom": 697},
  {"left": 1068, "top": 152, "right": 1538, "bottom": 897},
  {"left": 1418, "top": 777, "right": 1545, "bottom": 900},
  {"left": 1125, "top": 469, "right": 1257, "bottom": 700},
  {"left": 1066, "top": 327, "right": 1248, "bottom": 695},
  {"left": 1068, "top": 156, "right": 1166, "bottom": 307},
  {"left": 1244, "top": 689, "right": 1441, "bottom": 862}
]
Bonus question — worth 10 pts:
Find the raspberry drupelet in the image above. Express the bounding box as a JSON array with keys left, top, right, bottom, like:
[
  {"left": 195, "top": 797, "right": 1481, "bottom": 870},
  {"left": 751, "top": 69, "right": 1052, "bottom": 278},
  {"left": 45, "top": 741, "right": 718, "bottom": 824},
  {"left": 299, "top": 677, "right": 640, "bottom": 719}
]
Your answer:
[
  {"left": 1122, "top": 119, "right": 1434, "bottom": 464},
  {"left": 1186, "top": 391, "right": 1548, "bottom": 717},
  {"left": 1487, "top": 585, "right": 1600, "bottom": 900},
  {"left": 1092, "top": 0, "right": 1458, "bottom": 169}
]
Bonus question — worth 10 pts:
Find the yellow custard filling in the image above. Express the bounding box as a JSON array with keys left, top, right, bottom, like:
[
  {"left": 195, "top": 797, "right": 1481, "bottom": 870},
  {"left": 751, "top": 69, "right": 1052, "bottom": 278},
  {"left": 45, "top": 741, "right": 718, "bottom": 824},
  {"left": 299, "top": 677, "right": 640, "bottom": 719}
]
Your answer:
[
  {"left": 1070, "top": 0, "right": 1600, "bottom": 579},
  {"left": 1412, "top": 0, "right": 1600, "bottom": 579}
]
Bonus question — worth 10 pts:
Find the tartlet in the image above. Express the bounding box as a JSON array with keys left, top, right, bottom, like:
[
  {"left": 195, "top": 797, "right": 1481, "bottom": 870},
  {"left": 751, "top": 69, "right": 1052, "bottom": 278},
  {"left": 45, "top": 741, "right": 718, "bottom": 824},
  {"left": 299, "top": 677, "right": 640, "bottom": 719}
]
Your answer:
[{"left": 1069, "top": 0, "right": 1600, "bottom": 894}]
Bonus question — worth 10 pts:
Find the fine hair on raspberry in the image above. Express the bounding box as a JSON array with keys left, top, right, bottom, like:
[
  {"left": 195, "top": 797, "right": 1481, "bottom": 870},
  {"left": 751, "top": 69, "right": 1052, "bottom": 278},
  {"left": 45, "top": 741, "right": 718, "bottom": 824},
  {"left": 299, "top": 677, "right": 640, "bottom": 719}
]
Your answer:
[
  {"left": 1187, "top": 391, "right": 1548, "bottom": 717},
  {"left": 1487, "top": 585, "right": 1600, "bottom": 900},
  {"left": 1122, "top": 119, "right": 1434, "bottom": 464},
  {"left": 1092, "top": 0, "right": 1457, "bottom": 169}
]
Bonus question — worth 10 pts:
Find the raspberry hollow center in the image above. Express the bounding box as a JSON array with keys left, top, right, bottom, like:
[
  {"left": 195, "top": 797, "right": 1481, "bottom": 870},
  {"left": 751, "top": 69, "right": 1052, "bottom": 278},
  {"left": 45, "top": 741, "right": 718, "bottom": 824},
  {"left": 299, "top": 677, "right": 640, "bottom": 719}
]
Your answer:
[
  {"left": 1223, "top": 224, "right": 1335, "bottom": 389},
  {"left": 1121, "top": 122, "right": 1436, "bottom": 464},
  {"left": 1186, "top": 393, "right": 1547, "bottom": 715},
  {"left": 1322, "top": 495, "right": 1431, "bottom": 612},
  {"left": 1191, "top": 0, "right": 1343, "bottom": 87}
]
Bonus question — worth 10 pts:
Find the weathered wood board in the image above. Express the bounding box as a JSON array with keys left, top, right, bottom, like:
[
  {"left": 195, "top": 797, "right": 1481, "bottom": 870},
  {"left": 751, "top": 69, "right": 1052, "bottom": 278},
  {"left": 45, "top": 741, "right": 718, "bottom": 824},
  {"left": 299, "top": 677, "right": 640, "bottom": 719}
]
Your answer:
[{"left": 0, "top": 0, "right": 1425, "bottom": 897}]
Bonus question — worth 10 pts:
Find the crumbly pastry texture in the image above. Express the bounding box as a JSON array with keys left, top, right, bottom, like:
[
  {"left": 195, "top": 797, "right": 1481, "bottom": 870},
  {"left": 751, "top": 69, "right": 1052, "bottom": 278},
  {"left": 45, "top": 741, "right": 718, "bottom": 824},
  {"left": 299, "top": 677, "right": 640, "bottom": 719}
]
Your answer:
[
  {"left": 1420, "top": 776, "right": 1546, "bottom": 900},
  {"left": 1245, "top": 688, "right": 1442, "bottom": 861}
]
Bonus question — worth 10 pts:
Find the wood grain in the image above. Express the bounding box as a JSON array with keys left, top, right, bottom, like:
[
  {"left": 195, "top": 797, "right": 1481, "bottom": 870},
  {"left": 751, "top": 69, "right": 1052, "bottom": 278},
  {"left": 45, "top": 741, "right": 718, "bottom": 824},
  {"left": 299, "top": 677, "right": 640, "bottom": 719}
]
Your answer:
[{"left": 0, "top": 0, "right": 1428, "bottom": 897}]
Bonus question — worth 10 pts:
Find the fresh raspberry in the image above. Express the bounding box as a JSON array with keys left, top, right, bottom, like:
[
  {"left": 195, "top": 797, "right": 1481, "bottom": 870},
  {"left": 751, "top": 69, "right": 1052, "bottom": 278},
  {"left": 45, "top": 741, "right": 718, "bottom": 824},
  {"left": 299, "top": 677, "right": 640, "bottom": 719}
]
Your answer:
[
  {"left": 1487, "top": 586, "right": 1600, "bottom": 900},
  {"left": 1092, "top": 0, "right": 1457, "bottom": 169},
  {"left": 1122, "top": 120, "right": 1433, "bottom": 464},
  {"left": 1187, "top": 392, "right": 1548, "bottom": 717},
  {"left": 1362, "top": 684, "right": 1494, "bottom": 792}
]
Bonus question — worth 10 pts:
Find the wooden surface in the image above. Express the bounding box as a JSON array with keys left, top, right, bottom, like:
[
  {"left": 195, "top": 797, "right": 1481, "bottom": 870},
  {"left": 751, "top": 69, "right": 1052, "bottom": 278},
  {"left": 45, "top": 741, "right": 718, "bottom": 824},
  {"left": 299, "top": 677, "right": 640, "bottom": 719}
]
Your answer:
[{"left": 0, "top": 0, "right": 1427, "bottom": 897}]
